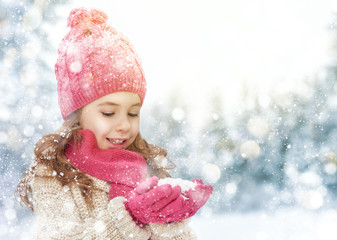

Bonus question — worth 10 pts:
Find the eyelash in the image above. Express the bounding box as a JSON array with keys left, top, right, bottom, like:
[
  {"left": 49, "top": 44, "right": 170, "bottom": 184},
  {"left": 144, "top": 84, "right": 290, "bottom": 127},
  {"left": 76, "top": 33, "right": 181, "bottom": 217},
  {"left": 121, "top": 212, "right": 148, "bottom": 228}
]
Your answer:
[
  {"left": 102, "top": 112, "right": 114, "bottom": 117},
  {"left": 101, "top": 112, "right": 138, "bottom": 117},
  {"left": 128, "top": 113, "right": 138, "bottom": 117}
]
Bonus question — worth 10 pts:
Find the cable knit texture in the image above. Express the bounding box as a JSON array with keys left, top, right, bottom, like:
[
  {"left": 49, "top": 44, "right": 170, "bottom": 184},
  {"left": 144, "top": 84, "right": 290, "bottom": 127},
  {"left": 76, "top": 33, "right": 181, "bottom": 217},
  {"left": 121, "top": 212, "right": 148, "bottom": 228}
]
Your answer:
[
  {"left": 55, "top": 8, "right": 146, "bottom": 119},
  {"left": 31, "top": 164, "right": 197, "bottom": 239}
]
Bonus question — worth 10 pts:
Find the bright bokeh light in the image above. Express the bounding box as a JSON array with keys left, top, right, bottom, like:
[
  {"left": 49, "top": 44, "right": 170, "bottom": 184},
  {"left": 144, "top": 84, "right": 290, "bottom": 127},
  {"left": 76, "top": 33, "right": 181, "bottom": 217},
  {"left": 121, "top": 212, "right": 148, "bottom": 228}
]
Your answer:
[
  {"left": 202, "top": 163, "right": 221, "bottom": 184},
  {"left": 322, "top": 152, "right": 337, "bottom": 174},
  {"left": 22, "top": 7, "right": 42, "bottom": 30},
  {"left": 171, "top": 108, "right": 185, "bottom": 122},
  {"left": 240, "top": 140, "right": 261, "bottom": 159},
  {"left": 301, "top": 190, "right": 324, "bottom": 210},
  {"left": 247, "top": 117, "right": 270, "bottom": 138},
  {"left": 324, "top": 162, "right": 337, "bottom": 175},
  {"left": 299, "top": 171, "right": 322, "bottom": 187},
  {"left": 225, "top": 182, "right": 237, "bottom": 196}
]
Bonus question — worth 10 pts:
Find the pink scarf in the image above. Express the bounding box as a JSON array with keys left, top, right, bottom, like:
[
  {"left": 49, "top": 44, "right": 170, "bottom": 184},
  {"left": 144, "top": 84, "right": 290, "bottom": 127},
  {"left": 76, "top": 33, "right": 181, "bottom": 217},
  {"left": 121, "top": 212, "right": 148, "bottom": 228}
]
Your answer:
[{"left": 65, "top": 129, "right": 148, "bottom": 199}]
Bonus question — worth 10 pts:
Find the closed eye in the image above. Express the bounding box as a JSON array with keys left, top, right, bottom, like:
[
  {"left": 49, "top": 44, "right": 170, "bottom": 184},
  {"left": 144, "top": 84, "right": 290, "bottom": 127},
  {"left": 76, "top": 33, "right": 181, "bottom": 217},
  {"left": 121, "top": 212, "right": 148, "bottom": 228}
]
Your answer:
[
  {"left": 128, "top": 113, "right": 139, "bottom": 117},
  {"left": 102, "top": 112, "right": 114, "bottom": 117}
]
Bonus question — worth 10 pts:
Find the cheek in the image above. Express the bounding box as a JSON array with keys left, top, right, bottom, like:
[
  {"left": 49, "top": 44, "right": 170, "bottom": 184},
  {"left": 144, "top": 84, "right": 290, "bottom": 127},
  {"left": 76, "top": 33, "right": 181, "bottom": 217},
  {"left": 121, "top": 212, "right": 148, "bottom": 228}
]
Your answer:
[
  {"left": 126, "top": 125, "right": 139, "bottom": 149},
  {"left": 82, "top": 117, "right": 109, "bottom": 137},
  {"left": 130, "top": 119, "right": 140, "bottom": 136}
]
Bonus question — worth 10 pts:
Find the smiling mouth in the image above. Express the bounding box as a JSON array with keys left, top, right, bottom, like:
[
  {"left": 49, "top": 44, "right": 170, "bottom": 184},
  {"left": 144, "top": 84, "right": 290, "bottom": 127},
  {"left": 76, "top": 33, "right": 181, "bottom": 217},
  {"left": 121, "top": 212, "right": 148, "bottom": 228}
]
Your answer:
[{"left": 106, "top": 138, "right": 127, "bottom": 145}]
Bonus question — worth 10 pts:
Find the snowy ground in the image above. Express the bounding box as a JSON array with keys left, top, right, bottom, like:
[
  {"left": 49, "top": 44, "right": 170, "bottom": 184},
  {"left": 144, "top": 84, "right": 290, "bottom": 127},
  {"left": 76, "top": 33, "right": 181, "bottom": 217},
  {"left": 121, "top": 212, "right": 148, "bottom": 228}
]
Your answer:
[
  {"left": 191, "top": 209, "right": 337, "bottom": 240},
  {"left": 3, "top": 208, "right": 337, "bottom": 239}
]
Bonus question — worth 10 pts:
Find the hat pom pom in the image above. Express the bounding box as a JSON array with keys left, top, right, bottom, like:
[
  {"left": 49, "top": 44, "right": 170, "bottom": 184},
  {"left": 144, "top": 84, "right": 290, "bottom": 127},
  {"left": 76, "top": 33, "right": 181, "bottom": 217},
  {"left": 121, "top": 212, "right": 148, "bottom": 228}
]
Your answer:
[{"left": 67, "top": 8, "right": 108, "bottom": 28}]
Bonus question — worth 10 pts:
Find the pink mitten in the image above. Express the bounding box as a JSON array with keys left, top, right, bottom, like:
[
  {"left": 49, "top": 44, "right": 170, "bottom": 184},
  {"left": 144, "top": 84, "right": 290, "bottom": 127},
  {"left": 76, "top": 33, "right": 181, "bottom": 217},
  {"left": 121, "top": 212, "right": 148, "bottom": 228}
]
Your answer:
[
  {"left": 124, "top": 176, "right": 182, "bottom": 225},
  {"left": 158, "top": 178, "right": 213, "bottom": 222}
]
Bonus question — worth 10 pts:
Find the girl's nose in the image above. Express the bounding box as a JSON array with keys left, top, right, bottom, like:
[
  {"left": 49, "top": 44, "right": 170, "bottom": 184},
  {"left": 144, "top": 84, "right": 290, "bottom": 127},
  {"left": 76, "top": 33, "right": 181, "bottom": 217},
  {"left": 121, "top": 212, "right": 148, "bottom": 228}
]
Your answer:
[{"left": 115, "top": 116, "right": 130, "bottom": 132}]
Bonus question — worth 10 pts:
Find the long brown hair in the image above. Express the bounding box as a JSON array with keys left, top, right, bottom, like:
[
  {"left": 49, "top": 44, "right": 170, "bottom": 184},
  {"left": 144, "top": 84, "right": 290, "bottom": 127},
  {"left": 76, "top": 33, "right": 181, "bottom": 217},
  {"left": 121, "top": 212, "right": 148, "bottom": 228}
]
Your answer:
[{"left": 16, "top": 109, "right": 174, "bottom": 211}]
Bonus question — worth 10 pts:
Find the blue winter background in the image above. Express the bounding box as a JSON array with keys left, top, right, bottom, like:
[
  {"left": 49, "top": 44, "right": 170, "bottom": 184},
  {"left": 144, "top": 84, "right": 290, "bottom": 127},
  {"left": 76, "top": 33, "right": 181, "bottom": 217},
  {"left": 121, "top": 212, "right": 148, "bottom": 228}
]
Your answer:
[{"left": 2, "top": 0, "right": 337, "bottom": 239}]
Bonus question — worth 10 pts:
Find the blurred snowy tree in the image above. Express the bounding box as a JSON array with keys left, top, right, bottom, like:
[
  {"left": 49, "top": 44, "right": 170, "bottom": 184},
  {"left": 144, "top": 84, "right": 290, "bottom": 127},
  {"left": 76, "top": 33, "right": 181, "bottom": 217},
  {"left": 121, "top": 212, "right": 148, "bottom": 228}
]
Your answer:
[
  {"left": 222, "top": 85, "right": 334, "bottom": 212},
  {"left": 141, "top": 89, "right": 195, "bottom": 179},
  {"left": 197, "top": 52, "right": 337, "bottom": 212},
  {"left": 0, "top": 0, "right": 67, "bottom": 238},
  {"left": 313, "top": 65, "right": 337, "bottom": 199},
  {"left": 197, "top": 92, "right": 236, "bottom": 212}
]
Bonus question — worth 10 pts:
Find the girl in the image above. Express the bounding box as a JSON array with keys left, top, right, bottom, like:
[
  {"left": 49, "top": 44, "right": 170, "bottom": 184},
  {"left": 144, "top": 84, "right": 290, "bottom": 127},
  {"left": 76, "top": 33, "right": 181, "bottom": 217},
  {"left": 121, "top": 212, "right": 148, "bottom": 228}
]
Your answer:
[{"left": 17, "top": 8, "right": 212, "bottom": 240}]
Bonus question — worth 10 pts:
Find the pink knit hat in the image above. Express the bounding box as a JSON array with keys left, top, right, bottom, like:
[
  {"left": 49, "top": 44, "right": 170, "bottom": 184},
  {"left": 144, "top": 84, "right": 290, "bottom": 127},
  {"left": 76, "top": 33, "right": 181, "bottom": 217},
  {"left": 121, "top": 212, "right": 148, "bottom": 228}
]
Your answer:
[{"left": 55, "top": 8, "right": 146, "bottom": 119}]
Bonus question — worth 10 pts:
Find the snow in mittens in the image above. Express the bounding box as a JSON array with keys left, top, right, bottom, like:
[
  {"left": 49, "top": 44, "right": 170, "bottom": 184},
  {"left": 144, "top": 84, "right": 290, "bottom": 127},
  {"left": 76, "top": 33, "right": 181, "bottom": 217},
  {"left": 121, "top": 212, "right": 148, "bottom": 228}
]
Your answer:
[{"left": 158, "top": 178, "right": 197, "bottom": 193}]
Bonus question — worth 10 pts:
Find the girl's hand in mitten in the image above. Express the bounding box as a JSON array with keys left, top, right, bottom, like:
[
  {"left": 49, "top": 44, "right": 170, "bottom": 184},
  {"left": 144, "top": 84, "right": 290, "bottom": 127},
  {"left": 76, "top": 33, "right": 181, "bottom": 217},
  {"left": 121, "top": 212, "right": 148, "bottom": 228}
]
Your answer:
[
  {"left": 158, "top": 178, "right": 213, "bottom": 223},
  {"left": 124, "top": 176, "right": 182, "bottom": 225}
]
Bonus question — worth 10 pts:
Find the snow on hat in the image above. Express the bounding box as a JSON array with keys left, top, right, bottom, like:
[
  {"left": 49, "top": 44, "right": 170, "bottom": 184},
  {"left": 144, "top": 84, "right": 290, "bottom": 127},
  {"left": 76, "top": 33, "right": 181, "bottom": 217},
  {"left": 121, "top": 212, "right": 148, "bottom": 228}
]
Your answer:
[{"left": 55, "top": 8, "right": 146, "bottom": 119}]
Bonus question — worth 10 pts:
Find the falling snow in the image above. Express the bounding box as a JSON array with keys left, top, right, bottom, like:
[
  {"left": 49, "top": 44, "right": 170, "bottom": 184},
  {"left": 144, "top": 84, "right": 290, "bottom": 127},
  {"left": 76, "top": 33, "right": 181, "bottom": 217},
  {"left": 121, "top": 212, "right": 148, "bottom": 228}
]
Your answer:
[{"left": 2, "top": 0, "right": 337, "bottom": 239}]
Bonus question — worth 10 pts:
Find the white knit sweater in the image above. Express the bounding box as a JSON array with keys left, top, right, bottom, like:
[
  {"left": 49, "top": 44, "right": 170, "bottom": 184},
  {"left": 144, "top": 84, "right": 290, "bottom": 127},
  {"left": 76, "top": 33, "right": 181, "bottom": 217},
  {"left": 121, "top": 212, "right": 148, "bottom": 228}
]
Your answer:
[{"left": 31, "top": 164, "right": 197, "bottom": 240}]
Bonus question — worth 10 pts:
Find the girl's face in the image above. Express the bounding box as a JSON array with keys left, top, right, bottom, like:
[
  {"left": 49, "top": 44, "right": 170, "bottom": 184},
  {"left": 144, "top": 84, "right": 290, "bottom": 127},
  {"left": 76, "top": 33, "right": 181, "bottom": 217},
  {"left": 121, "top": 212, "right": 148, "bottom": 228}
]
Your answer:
[{"left": 80, "top": 92, "right": 141, "bottom": 150}]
